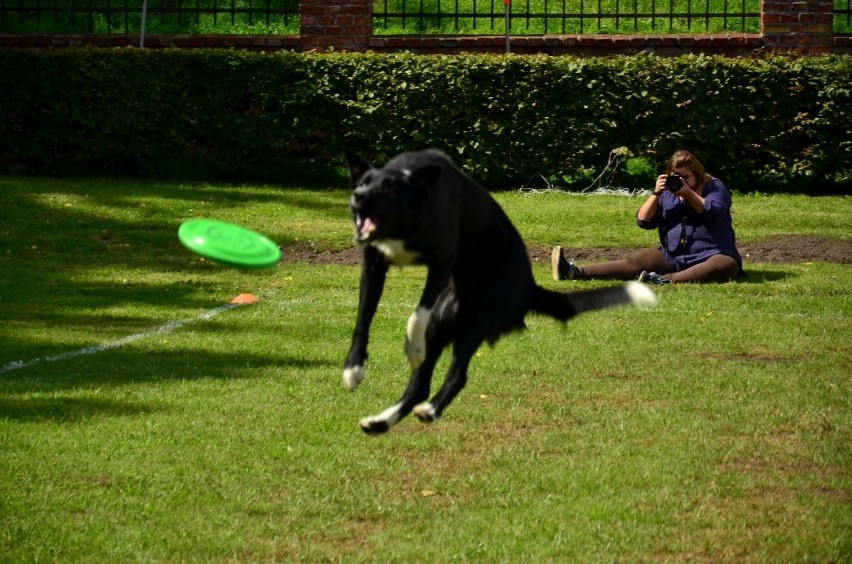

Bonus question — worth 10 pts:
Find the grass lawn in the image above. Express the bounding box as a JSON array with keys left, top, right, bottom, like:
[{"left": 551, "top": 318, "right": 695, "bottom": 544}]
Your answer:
[{"left": 0, "top": 176, "right": 849, "bottom": 561}]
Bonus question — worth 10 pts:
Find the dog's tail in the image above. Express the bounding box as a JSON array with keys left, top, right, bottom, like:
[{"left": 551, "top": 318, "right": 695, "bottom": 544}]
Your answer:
[{"left": 530, "top": 281, "right": 657, "bottom": 322}]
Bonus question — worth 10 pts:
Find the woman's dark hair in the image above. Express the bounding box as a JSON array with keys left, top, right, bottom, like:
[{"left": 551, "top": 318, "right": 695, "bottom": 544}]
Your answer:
[{"left": 666, "top": 150, "right": 712, "bottom": 195}]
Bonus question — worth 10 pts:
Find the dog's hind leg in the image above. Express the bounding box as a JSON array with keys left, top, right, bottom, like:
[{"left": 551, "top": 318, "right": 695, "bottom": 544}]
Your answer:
[
  {"left": 404, "top": 305, "right": 431, "bottom": 369},
  {"left": 358, "top": 346, "right": 443, "bottom": 435},
  {"left": 412, "top": 290, "right": 495, "bottom": 424},
  {"left": 405, "top": 263, "right": 453, "bottom": 369},
  {"left": 412, "top": 353, "right": 472, "bottom": 424},
  {"left": 412, "top": 333, "right": 482, "bottom": 424},
  {"left": 360, "top": 312, "right": 454, "bottom": 434}
]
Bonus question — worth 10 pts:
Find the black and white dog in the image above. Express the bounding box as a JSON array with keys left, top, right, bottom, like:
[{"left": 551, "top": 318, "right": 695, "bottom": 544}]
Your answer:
[{"left": 343, "top": 149, "right": 655, "bottom": 434}]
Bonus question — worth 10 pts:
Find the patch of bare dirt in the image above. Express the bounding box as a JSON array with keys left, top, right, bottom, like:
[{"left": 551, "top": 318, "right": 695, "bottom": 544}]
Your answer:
[{"left": 280, "top": 235, "right": 851, "bottom": 266}]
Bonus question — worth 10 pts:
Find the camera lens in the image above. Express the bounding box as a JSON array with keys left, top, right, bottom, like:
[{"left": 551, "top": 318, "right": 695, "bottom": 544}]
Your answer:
[{"left": 665, "top": 174, "right": 682, "bottom": 192}]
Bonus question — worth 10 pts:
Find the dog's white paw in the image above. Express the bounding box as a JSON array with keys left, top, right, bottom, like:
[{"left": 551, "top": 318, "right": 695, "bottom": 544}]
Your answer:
[
  {"left": 626, "top": 281, "right": 658, "bottom": 308},
  {"left": 413, "top": 403, "right": 438, "bottom": 424},
  {"left": 405, "top": 306, "right": 431, "bottom": 368},
  {"left": 359, "top": 403, "right": 403, "bottom": 435},
  {"left": 358, "top": 416, "right": 391, "bottom": 435},
  {"left": 343, "top": 365, "right": 365, "bottom": 391}
]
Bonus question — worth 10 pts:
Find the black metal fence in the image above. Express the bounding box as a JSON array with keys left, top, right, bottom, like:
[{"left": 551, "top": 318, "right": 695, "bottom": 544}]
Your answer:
[
  {"left": 0, "top": 0, "right": 300, "bottom": 34},
  {"left": 2, "top": 1, "right": 851, "bottom": 36},
  {"left": 839, "top": 0, "right": 852, "bottom": 29},
  {"left": 372, "top": 1, "right": 763, "bottom": 35}
]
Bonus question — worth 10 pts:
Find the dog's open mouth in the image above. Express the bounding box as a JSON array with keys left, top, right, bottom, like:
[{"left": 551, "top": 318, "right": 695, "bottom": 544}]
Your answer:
[{"left": 355, "top": 214, "right": 378, "bottom": 241}]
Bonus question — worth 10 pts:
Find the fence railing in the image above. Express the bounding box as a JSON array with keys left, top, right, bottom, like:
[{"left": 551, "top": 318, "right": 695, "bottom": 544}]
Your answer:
[
  {"left": 372, "top": 1, "right": 763, "bottom": 35},
  {"left": 838, "top": 0, "right": 852, "bottom": 30},
  {"left": 0, "top": 0, "right": 300, "bottom": 34},
  {"left": 1, "top": 0, "right": 851, "bottom": 37}
]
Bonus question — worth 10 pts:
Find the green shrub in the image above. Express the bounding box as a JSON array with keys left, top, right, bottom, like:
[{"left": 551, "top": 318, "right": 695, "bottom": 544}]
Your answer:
[{"left": 0, "top": 48, "right": 849, "bottom": 193}]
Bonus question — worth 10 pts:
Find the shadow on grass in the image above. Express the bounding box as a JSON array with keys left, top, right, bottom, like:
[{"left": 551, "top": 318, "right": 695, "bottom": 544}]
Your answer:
[
  {"left": 0, "top": 177, "right": 349, "bottom": 275},
  {"left": 0, "top": 278, "right": 283, "bottom": 372},
  {"left": 3, "top": 279, "right": 239, "bottom": 315},
  {"left": 0, "top": 347, "right": 334, "bottom": 396},
  {"left": 0, "top": 396, "right": 160, "bottom": 422},
  {"left": 737, "top": 267, "right": 794, "bottom": 283}
]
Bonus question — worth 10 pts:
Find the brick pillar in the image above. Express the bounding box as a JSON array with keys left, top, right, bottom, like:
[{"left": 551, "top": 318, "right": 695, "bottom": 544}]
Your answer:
[
  {"left": 300, "top": 0, "right": 372, "bottom": 52},
  {"left": 762, "top": 1, "right": 835, "bottom": 54}
]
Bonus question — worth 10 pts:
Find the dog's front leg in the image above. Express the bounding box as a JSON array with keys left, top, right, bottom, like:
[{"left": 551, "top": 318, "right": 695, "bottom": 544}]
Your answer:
[
  {"left": 405, "top": 263, "right": 452, "bottom": 369},
  {"left": 344, "top": 247, "right": 388, "bottom": 390}
]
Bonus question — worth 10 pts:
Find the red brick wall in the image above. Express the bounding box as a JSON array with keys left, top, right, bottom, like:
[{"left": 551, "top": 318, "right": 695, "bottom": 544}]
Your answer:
[
  {"left": 1, "top": 0, "right": 848, "bottom": 55},
  {"left": 762, "top": 0, "right": 836, "bottom": 54},
  {"left": 0, "top": 34, "right": 300, "bottom": 50},
  {"left": 367, "top": 34, "right": 767, "bottom": 57},
  {"left": 300, "top": 0, "right": 371, "bottom": 52}
]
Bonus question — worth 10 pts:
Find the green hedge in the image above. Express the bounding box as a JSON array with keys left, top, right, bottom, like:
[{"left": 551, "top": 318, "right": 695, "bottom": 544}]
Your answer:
[{"left": 0, "top": 48, "right": 849, "bottom": 193}]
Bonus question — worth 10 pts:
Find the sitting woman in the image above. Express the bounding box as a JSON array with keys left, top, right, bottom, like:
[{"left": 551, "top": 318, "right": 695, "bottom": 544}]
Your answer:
[{"left": 552, "top": 150, "right": 743, "bottom": 285}]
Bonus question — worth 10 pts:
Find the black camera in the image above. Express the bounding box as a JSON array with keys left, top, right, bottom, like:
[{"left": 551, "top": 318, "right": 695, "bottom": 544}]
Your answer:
[{"left": 664, "top": 173, "right": 684, "bottom": 192}]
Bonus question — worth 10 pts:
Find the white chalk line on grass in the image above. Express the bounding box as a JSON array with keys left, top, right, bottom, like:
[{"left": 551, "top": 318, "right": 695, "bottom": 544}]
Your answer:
[{"left": 1, "top": 302, "right": 245, "bottom": 375}]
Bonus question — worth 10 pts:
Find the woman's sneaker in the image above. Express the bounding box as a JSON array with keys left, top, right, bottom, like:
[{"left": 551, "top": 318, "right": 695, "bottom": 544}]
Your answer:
[
  {"left": 551, "top": 246, "right": 583, "bottom": 281},
  {"left": 638, "top": 271, "right": 671, "bottom": 285}
]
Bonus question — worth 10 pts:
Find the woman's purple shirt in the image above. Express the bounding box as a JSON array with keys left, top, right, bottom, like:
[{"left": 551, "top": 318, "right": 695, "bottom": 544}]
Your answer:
[{"left": 636, "top": 177, "right": 742, "bottom": 272}]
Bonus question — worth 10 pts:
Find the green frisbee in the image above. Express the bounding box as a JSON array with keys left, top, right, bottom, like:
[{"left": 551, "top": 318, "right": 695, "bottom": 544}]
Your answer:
[{"left": 178, "top": 219, "right": 281, "bottom": 269}]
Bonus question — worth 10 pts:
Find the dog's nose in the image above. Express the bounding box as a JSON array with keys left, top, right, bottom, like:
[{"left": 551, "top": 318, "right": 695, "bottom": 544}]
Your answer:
[
  {"left": 349, "top": 192, "right": 363, "bottom": 210},
  {"left": 351, "top": 187, "right": 371, "bottom": 208}
]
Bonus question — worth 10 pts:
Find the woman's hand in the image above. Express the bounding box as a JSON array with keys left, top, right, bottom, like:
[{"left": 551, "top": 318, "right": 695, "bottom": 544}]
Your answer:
[
  {"left": 638, "top": 177, "right": 667, "bottom": 220},
  {"left": 671, "top": 176, "right": 689, "bottom": 194},
  {"left": 660, "top": 174, "right": 691, "bottom": 195}
]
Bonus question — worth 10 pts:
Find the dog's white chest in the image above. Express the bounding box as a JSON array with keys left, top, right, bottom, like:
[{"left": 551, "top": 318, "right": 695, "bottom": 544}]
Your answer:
[{"left": 372, "top": 239, "right": 419, "bottom": 266}]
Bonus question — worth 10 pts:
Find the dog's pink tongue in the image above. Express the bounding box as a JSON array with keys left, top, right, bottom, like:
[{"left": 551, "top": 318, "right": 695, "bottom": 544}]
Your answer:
[{"left": 360, "top": 217, "right": 376, "bottom": 237}]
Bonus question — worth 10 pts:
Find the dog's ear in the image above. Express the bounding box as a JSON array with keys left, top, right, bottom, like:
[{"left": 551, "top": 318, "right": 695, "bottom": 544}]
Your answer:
[
  {"left": 409, "top": 164, "right": 442, "bottom": 201},
  {"left": 343, "top": 150, "right": 371, "bottom": 189}
]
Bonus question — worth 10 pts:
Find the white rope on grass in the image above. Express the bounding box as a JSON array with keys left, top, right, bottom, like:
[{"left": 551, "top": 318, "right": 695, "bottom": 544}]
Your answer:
[
  {"left": 518, "top": 148, "right": 652, "bottom": 197},
  {"left": 0, "top": 296, "right": 256, "bottom": 375}
]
